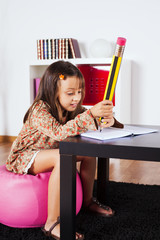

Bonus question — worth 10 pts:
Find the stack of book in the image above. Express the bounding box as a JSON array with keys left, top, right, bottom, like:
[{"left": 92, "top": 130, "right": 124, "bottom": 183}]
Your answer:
[{"left": 37, "top": 38, "right": 81, "bottom": 60}]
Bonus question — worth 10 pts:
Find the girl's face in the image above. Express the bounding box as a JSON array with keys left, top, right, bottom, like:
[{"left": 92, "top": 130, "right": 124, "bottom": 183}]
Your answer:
[{"left": 58, "top": 76, "right": 82, "bottom": 112}]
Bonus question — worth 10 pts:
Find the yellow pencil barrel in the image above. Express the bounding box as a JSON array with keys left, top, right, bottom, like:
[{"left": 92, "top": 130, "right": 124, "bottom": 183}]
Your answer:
[
  {"left": 103, "top": 37, "right": 126, "bottom": 101},
  {"left": 99, "top": 37, "right": 126, "bottom": 124}
]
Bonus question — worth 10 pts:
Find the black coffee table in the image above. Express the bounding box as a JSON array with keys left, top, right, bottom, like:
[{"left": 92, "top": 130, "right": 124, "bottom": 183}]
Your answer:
[{"left": 60, "top": 125, "right": 160, "bottom": 239}]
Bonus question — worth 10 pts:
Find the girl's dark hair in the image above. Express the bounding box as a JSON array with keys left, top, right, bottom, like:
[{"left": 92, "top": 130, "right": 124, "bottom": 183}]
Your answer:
[{"left": 23, "top": 60, "right": 85, "bottom": 124}]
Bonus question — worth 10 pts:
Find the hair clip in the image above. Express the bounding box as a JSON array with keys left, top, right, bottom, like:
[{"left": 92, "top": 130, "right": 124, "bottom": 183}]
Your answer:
[{"left": 59, "top": 74, "right": 64, "bottom": 80}]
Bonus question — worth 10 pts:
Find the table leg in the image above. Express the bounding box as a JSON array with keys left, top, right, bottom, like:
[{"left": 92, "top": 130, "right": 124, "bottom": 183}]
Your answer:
[
  {"left": 97, "top": 158, "right": 109, "bottom": 204},
  {"left": 60, "top": 154, "right": 76, "bottom": 240}
]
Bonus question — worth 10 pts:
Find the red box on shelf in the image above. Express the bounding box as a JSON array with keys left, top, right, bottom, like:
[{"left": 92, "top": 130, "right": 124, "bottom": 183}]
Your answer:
[
  {"left": 34, "top": 65, "right": 115, "bottom": 106},
  {"left": 77, "top": 65, "right": 115, "bottom": 106}
]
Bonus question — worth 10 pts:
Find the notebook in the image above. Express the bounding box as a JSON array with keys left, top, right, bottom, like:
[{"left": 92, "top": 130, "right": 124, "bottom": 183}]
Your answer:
[{"left": 81, "top": 125, "right": 158, "bottom": 141}]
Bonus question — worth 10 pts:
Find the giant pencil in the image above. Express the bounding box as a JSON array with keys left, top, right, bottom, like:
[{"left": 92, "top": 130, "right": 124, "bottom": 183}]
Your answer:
[
  {"left": 103, "top": 37, "right": 126, "bottom": 101},
  {"left": 100, "top": 37, "right": 126, "bottom": 130}
]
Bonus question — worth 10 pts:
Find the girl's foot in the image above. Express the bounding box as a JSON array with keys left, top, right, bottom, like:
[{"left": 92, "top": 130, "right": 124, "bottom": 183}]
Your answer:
[
  {"left": 83, "top": 198, "right": 115, "bottom": 217},
  {"left": 42, "top": 217, "right": 84, "bottom": 239}
]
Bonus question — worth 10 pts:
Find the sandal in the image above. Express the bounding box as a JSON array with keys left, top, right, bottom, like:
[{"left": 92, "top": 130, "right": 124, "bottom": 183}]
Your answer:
[
  {"left": 83, "top": 197, "right": 115, "bottom": 217},
  {"left": 41, "top": 216, "right": 60, "bottom": 239},
  {"left": 41, "top": 216, "right": 84, "bottom": 240}
]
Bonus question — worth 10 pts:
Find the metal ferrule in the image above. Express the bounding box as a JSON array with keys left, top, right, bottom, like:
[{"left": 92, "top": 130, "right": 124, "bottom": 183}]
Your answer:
[{"left": 115, "top": 44, "right": 125, "bottom": 57}]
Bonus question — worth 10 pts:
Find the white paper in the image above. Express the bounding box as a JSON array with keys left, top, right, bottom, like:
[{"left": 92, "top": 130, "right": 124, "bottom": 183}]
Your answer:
[
  {"left": 81, "top": 125, "right": 158, "bottom": 141},
  {"left": 123, "top": 125, "right": 158, "bottom": 135}
]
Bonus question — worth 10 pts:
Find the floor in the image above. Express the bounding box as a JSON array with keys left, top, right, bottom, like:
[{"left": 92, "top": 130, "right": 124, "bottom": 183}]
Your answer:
[{"left": 1, "top": 142, "right": 160, "bottom": 185}]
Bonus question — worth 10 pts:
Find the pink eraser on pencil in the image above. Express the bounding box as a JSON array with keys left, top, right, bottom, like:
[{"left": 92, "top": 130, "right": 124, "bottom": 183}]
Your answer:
[{"left": 117, "top": 37, "right": 126, "bottom": 46}]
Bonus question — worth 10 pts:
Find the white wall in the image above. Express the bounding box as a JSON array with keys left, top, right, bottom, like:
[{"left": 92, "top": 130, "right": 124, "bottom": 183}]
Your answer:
[{"left": 0, "top": 0, "right": 160, "bottom": 136}]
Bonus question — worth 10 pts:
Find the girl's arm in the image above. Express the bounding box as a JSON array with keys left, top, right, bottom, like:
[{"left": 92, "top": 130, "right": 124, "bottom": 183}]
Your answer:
[{"left": 30, "top": 102, "right": 98, "bottom": 141}]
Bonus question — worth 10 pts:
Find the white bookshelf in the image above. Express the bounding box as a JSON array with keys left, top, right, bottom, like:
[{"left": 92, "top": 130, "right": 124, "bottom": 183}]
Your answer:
[{"left": 30, "top": 58, "right": 131, "bottom": 124}]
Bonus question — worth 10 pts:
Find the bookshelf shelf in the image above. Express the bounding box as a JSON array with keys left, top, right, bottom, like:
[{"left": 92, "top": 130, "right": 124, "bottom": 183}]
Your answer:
[
  {"left": 30, "top": 58, "right": 132, "bottom": 124},
  {"left": 30, "top": 58, "right": 113, "bottom": 66}
]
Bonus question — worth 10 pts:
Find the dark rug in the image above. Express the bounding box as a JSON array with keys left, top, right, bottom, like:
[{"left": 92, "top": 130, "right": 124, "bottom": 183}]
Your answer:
[{"left": 1, "top": 181, "right": 160, "bottom": 240}]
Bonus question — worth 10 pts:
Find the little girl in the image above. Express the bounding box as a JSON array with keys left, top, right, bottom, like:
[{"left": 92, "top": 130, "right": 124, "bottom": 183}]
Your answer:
[{"left": 6, "top": 60, "right": 123, "bottom": 240}]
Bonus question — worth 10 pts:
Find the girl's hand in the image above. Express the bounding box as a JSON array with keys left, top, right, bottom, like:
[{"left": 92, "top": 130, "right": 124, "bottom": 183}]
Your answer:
[
  {"left": 100, "top": 117, "right": 115, "bottom": 128},
  {"left": 90, "top": 100, "right": 113, "bottom": 119}
]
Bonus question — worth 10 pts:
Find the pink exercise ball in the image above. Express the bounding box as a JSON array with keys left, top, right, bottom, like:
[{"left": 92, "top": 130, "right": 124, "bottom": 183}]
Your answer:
[{"left": 0, "top": 165, "right": 83, "bottom": 228}]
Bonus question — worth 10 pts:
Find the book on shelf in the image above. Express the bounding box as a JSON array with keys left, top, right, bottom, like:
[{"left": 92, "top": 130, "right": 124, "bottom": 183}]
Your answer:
[
  {"left": 55, "top": 39, "right": 59, "bottom": 59},
  {"left": 37, "top": 40, "right": 43, "bottom": 60},
  {"left": 58, "top": 39, "right": 62, "bottom": 59},
  {"left": 36, "top": 38, "right": 81, "bottom": 60},
  {"left": 37, "top": 40, "right": 41, "bottom": 60},
  {"left": 46, "top": 39, "right": 49, "bottom": 59},
  {"left": 68, "top": 38, "right": 81, "bottom": 58},
  {"left": 81, "top": 125, "right": 158, "bottom": 141},
  {"left": 40, "top": 40, "right": 43, "bottom": 60},
  {"left": 66, "top": 38, "right": 69, "bottom": 59},
  {"left": 50, "top": 39, "right": 55, "bottom": 59},
  {"left": 42, "top": 40, "right": 46, "bottom": 59},
  {"left": 48, "top": 39, "right": 51, "bottom": 59}
]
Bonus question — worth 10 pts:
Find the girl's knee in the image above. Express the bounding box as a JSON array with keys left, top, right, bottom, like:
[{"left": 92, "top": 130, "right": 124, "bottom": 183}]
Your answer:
[
  {"left": 76, "top": 155, "right": 96, "bottom": 162},
  {"left": 54, "top": 157, "right": 60, "bottom": 169},
  {"left": 47, "top": 149, "right": 60, "bottom": 165},
  {"left": 51, "top": 149, "right": 60, "bottom": 168}
]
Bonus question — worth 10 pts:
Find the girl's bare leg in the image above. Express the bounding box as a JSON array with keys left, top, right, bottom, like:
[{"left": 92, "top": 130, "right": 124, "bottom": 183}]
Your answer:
[
  {"left": 77, "top": 156, "right": 96, "bottom": 205},
  {"left": 77, "top": 156, "right": 113, "bottom": 215},
  {"left": 28, "top": 149, "right": 60, "bottom": 238},
  {"left": 28, "top": 149, "right": 83, "bottom": 239}
]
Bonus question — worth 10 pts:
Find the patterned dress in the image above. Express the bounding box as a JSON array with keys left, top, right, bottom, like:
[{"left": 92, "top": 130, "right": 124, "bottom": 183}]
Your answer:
[{"left": 6, "top": 100, "right": 98, "bottom": 174}]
